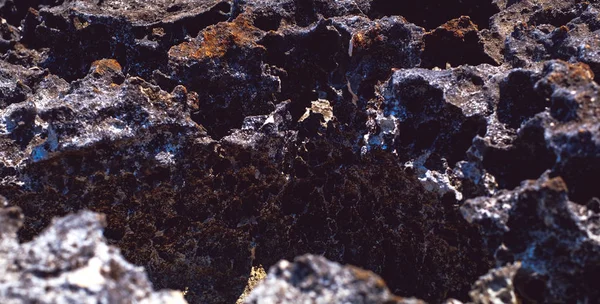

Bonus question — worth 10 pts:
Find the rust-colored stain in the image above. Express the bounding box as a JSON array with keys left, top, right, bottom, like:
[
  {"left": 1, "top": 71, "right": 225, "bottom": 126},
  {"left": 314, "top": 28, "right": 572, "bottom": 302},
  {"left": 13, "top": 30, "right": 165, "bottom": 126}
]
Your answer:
[
  {"left": 541, "top": 176, "right": 568, "bottom": 193},
  {"left": 27, "top": 7, "right": 39, "bottom": 16},
  {"left": 568, "top": 62, "right": 595, "bottom": 80},
  {"left": 434, "top": 16, "right": 478, "bottom": 40},
  {"left": 349, "top": 266, "right": 388, "bottom": 289},
  {"left": 169, "top": 14, "right": 263, "bottom": 60},
  {"left": 547, "top": 61, "right": 595, "bottom": 85},
  {"left": 90, "top": 59, "right": 122, "bottom": 76},
  {"left": 351, "top": 24, "right": 385, "bottom": 51}
]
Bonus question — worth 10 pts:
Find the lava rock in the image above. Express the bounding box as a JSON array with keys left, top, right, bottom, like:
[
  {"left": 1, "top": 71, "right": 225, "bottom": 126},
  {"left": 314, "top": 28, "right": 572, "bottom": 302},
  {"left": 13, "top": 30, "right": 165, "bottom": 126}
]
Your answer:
[
  {"left": 0, "top": 206, "right": 187, "bottom": 304},
  {"left": 1, "top": 0, "right": 600, "bottom": 303},
  {"left": 244, "top": 254, "right": 425, "bottom": 304},
  {"left": 468, "top": 262, "right": 522, "bottom": 304},
  {"left": 0, "top": 60, "right": 45, "bottom": 108},
  {"left": 168, "top": 13, "right": 280, "bottom": 138},
  {"left": 462, "top": 173, "right": 600, "bottom": 303},
  {"left": 17, "top": 0, "right": 232, "bottom": 80},
  {"left": 421, "top": 16, "right": 498, "bottom": 68}
]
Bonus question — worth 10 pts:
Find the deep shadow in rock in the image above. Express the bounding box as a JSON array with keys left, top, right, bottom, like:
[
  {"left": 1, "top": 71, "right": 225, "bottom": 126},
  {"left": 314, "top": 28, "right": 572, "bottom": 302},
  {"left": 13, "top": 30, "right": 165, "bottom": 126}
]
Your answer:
[
  {"left": 550, "top": 131, "right": 600, "bottom": 204},
  {"left": 497, "top": 70, "right": 547, "bottom": 129},
  {"left": 369, "top": 0, "right": 499, "bottom": 30},
  {"left": 483, "top": 118, "right": 556, "bottom": 190},
  {"left": 255, "top": 144, "right": 493, "bottom": 303},
  {"left": 259, "top": 21, "right": 345, "bottom": 122},
  {"left": 421, "top": 17, "right": 498, "bottom": 69},
  {"left": 385, "top": 75, "right": 488, "bottom": 167}
]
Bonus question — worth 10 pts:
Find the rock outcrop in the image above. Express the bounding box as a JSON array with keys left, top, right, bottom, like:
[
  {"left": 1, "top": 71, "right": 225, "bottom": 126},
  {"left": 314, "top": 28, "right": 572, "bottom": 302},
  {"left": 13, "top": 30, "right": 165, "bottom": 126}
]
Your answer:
[
  {"left": 0, "top": 205, "right": 187, "bottom": 304},
  {"left": 1, "top": 0, "right": 600, "bottom": 303},
  {"left": 244, "top": 254, "right": 424, "bottom": 304}
]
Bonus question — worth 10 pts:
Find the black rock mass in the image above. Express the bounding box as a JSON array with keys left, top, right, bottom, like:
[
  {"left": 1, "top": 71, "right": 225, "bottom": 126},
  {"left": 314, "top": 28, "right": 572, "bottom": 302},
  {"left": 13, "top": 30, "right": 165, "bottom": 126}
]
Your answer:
[{"left": 0, "top": 1, "right": 599, "bottom": 303}]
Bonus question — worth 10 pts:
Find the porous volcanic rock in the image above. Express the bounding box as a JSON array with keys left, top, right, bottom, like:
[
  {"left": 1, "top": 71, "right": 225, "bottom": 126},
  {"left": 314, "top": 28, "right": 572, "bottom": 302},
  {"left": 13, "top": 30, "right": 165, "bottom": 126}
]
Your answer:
[
  {"left": 462, "top": 173, "right": 600, "bottom": 303},
  {"left": 14, "top": 0, "right": 232, "bottom": 80},
  {"left": 243, "top": 254, "right": 425, "bottom": 304},
  {"left": 1, "top": 0, "right": 600, "bottom": 303},
  {"left": 461, "top": 59, "right": 600, "bottom": 303},
  {"left": 0, "top": 205, "right": 187, "bottom": 304}
]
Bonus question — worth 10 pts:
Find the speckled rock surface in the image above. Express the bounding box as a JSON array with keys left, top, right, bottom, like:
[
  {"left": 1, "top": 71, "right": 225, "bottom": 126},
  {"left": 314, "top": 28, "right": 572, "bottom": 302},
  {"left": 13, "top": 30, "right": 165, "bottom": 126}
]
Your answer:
[
  {"left": 0, "top": 205, "right": 187, "bottom": 304},
  {"left": 244, "top": 254, "right": 425, "bottom": 304},
  {"left": 1, "top": 0, "right": 600, "bottom": 303}
]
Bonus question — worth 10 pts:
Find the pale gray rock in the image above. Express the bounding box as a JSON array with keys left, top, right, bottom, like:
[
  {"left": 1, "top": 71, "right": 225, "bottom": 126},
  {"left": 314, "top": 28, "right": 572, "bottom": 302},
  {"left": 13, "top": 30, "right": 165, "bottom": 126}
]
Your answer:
[
  {"left": 0, "top": 206, "right": 187, "bottom": 304},
  {"left": 468, "top": 263, "right": 521, "bottom": 304},
  {"left": 462, "top": 173, "right": 600, "bottom": 303}
]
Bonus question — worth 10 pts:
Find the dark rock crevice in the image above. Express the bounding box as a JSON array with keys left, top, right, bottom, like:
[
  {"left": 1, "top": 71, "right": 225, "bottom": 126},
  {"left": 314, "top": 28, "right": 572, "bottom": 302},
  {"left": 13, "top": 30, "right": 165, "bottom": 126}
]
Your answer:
[
  {"left": 421, "top": 16, "right": 499, "bottom": 69},
  {"left": 368, "top": 0, "right": 499, "bottom": 30},
  {"left": 497, "top": 69, "right": 547, "bottom": 129},
  {"left": 482, "top": 117, "right": 557, "bottom": 190}
]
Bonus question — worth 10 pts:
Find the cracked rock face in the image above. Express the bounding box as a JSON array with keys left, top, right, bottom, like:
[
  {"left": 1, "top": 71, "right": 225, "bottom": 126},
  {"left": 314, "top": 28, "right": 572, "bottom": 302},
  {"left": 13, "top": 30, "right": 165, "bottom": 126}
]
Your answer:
[{"left": 1, "top": 0, "right": 600, "bottom": 303}]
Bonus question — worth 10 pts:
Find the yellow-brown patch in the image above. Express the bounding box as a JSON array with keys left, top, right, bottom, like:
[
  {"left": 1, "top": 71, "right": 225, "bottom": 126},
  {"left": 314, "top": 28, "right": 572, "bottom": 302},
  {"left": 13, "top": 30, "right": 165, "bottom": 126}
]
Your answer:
[
  {"left": 140, "top": 85, "right": 170, "bottom": 103},
  {"left": 569, "top": 62, "right": 595, "bottom": 81},
  {"left": 546, "top": 61, "right": 595, "bottom": 85},
  {"left": 235, "top": 265, "right": 267, "bottom": 304},
  {"left": 152, "top": 27, "right": 166, "bottom": 38},
  {"left": 542, "top": 176, "right": 568, "bottom": 193},
  {"left": 351, "top": 24, "right": 383, "bottom": 50},
  {"left": 90, "top": 59, "right": 122, "bottom": 76},
  {"left": 72, "top": 16, "right": 89, "bottom": 30},
  {"left": 435, "top": 16, "right": 478, "bottom": 40},
  {"left": 349, "top": 266, "right": 388, "bottom": 289}
]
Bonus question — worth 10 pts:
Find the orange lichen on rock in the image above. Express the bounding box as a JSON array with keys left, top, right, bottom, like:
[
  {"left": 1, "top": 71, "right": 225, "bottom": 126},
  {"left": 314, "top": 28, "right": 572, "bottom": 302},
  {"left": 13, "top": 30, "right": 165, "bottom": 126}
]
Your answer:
[
  {"left": 169, "top": 14, "right": 263, "bottom": 60},
  {"left": 568, "top": 62, "right": 595, "bottom": 81},
  {"left": 351, "top": 24, "right": 384, "bottom": 51},
  {"left": 435, "top": 16, "right": 478, "bottom": 40},
  {"left": 90, "top": 59, "right": 123, "bottom": 76},
  {"left": 546, "top": 61, "right": 595, "bottom": 86}
]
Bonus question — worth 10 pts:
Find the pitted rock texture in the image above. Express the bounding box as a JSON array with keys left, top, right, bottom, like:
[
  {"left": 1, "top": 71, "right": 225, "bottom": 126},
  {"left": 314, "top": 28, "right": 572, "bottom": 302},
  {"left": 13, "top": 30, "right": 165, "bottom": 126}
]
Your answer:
[
  {"left": 243, "top": 254, "right": 425, "bottom": 304},
  {"left": 1, "top": 0, "right": 600, "bottom": 303},
  {"left": 462, "top": 174, "right": 600, "bottom": 303},
  {"left": 0, "top": 205, "right": 187, "bottom": 304},
  {"left": 467, "top": 262, "right": 522, "bottom": 304}
]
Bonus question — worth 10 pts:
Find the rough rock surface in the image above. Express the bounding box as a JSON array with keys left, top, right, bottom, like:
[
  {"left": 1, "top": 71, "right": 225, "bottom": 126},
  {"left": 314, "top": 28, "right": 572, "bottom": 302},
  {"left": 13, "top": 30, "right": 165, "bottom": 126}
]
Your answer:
[
  {"left": 243, "top": 254, "right": 424, "bottom": 304},
  {"left": 0, "top": 205, "right": 187, "bottom": 304},
  {"left": 1, "top": 0, "right": 600, "bottom": 303}
]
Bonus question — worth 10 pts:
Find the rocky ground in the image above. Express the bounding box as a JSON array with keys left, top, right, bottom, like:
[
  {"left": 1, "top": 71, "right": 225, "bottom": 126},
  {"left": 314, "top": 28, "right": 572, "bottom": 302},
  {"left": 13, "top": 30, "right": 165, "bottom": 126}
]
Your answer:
[{"left": 0, "top": 0, "right": 599, "bottom": 303}]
